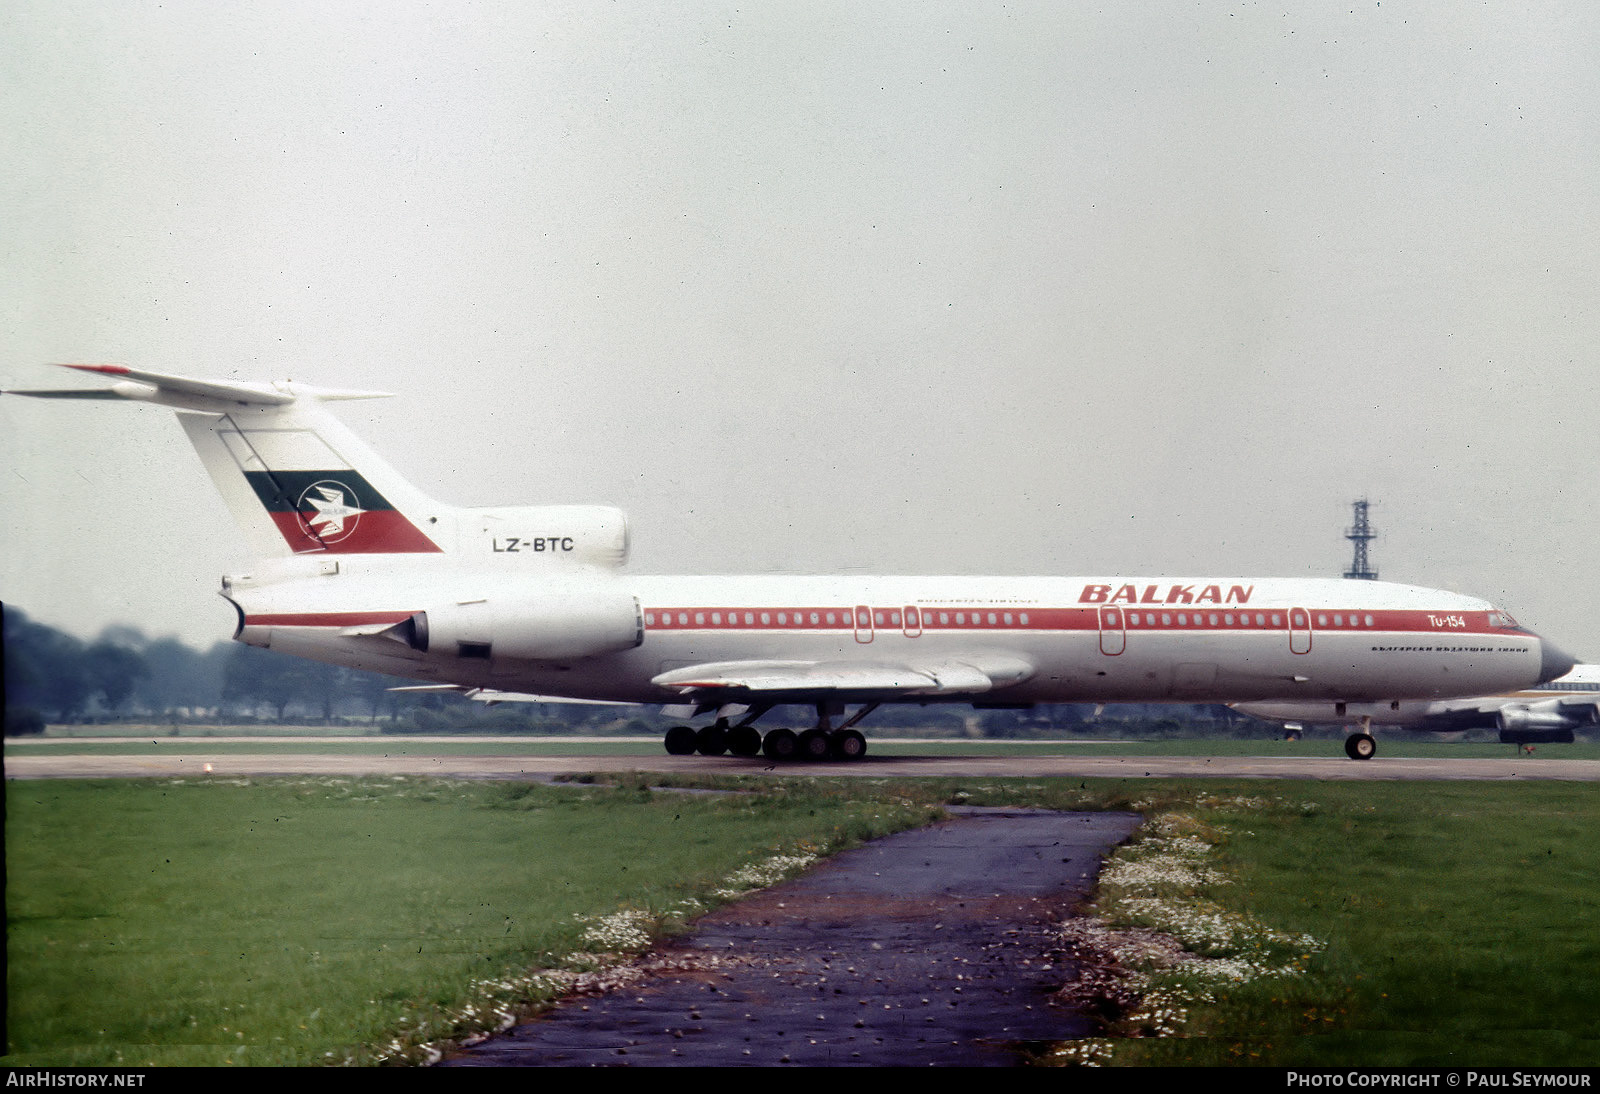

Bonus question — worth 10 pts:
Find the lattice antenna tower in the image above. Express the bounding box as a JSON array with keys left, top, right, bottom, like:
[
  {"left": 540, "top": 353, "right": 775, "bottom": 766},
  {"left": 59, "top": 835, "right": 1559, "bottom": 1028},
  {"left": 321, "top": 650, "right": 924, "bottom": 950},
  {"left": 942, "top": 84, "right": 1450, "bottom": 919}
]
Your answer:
[{"left": 1344, "top": 498, "right": 1378, "bottom": 580}]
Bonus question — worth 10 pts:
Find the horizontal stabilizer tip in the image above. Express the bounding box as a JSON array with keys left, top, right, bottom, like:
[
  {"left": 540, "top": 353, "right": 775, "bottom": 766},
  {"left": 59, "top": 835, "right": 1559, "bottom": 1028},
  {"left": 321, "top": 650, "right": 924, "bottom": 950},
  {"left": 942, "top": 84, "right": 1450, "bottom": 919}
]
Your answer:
[
  {"left": 31, "top": 364, "right": 393, "bottom": 407},
  {"left": 2, "top": 388, "right": 124, "bottom": 399}
]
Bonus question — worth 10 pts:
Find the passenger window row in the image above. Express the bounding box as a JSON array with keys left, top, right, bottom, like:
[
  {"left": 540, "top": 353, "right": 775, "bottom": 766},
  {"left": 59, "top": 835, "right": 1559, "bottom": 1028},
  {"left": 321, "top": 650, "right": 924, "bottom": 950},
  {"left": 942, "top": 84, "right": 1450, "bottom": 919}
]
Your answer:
[
  {"left": 642, "top": 608, "right": 1034, "bottom": 628},
  {"left": 645, "top": 608, "right": 1382, "bottom": 630}
]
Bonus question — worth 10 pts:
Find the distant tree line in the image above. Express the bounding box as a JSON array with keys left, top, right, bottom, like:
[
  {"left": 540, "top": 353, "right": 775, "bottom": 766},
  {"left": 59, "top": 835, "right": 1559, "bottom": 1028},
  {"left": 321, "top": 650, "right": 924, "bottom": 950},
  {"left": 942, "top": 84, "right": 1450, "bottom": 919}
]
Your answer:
[
  {"left": 3, "top": 605, "right": 477, "bottom": 733},
  {"left": 3, "top": 604, "right": 1269, "bottom": 737}
]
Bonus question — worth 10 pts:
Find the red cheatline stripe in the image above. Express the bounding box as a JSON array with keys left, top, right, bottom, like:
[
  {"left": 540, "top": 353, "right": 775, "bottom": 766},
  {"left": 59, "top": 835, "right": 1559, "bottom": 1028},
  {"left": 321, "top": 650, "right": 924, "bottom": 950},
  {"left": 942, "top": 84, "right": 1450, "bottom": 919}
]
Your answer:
[
  {"left": 244, "top": 612, "right": 415, "bottom": 627},
  {"left": 248, "top": 606, "right": 1524, "bottom": 639}
]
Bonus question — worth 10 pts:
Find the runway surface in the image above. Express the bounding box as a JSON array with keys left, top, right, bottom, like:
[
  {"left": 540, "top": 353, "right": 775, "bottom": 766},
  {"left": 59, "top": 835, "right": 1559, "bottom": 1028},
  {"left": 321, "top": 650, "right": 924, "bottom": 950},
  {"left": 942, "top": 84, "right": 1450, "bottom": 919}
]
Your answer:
[{"left": 6, "top": 742, "right": 1599, "bottom": 781}]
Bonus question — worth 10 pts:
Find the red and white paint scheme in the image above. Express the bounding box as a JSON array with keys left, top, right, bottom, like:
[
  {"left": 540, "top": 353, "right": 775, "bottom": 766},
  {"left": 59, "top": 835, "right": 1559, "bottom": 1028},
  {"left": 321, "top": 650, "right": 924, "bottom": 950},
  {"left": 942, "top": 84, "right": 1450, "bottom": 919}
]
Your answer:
[
  {"left": 1233, "top": 664, "right": 1600, "bottom": 751},
  {"left": 12, "top": 365, "right": 1577, "bottom": 761}
]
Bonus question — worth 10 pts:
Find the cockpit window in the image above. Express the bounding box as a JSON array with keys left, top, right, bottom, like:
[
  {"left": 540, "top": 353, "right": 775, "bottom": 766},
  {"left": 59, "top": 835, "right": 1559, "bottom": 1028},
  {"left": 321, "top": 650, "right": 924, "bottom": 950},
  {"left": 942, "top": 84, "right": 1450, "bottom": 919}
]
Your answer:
[{"left": 1487, "top": 611, "right": 1519, "bottom": 629}]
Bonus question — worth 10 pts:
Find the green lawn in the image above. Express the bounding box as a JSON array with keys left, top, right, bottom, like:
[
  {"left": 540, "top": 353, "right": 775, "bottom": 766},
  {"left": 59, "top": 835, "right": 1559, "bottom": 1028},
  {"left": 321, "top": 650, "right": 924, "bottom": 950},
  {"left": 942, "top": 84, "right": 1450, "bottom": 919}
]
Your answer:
[
  {"left": 6, "top": 772, "right": 1597, "bottom": 1067},
  {"left": 4, "top": 775, "right": 938, "bottom": 1066},
  {"left": 937, "top": 778, "right": 1600, "bottom": 1066}
]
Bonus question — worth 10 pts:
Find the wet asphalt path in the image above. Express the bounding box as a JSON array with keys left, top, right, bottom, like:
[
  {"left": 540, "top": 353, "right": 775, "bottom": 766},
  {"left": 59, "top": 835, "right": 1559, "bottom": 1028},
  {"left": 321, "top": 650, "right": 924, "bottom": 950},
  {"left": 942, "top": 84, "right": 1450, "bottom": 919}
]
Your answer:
[{"left": 442, "top": 808, "right": 1141, "bottom": 1067}]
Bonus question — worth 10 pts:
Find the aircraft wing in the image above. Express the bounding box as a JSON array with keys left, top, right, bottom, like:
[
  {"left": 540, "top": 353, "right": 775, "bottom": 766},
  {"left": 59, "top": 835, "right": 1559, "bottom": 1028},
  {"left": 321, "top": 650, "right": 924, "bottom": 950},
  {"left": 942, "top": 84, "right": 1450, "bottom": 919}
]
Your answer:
[
  {"left": 651, "top": 655, "right": 1033, "bottom": 700},
  {"left": 387, "top": 685, "right": 636, "bottom": 706}
]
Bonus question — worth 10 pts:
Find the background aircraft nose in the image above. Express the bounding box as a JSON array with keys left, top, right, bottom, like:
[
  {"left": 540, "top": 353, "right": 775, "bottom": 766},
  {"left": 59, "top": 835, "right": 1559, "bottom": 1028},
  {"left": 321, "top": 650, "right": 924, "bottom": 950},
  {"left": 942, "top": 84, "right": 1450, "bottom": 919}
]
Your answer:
[{"left": 1538, "top": 638, "right": 1577, "bottom": 683}]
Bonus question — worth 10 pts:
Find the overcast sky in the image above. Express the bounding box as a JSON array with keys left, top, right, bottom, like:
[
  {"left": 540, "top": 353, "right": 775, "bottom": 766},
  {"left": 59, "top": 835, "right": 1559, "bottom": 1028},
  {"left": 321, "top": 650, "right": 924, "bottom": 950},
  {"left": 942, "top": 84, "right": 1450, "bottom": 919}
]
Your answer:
[{"left": 4, "top": 1, "right": 1597, "bottom": 661}]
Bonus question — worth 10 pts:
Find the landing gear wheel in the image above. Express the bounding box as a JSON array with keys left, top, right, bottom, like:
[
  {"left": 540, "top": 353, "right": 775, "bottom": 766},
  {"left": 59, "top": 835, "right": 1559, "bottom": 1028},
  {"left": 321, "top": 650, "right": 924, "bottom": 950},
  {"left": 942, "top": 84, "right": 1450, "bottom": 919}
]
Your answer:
[
  {"left": 664, "top": 725, "right": 698, "bottom": 756},
  {"left": 728, "top": 725, "right": 762, "bottom": 757},
  {"left": 762, "top": 728, "right": 798, "bottom": 761},
  {"left": 695, "top": 724, "right": 728, "bottom": 756},
  {"left": 1345, "top": 732, "right": 1377, "bottom": 760},
  {"left": 797, "top": 729, "right": 832, "bottom": 762},
  {"left": 830, "top": 729, "right": 867, "bottom": 762}
]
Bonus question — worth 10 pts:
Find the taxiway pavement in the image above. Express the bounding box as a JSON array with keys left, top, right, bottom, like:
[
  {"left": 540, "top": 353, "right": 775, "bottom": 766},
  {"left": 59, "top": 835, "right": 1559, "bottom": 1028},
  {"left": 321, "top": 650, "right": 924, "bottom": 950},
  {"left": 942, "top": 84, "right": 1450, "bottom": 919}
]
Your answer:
[{"left": 6, "top": 746, "right": 1598, "bottom": 781}]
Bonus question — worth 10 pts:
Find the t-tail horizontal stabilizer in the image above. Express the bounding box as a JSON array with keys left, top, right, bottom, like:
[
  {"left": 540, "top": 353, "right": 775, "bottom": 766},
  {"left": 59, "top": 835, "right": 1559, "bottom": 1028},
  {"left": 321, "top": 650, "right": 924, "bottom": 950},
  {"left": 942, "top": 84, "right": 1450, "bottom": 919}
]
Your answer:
[{"left": 6, "top": 364, "right": 395, "bottom": 409}]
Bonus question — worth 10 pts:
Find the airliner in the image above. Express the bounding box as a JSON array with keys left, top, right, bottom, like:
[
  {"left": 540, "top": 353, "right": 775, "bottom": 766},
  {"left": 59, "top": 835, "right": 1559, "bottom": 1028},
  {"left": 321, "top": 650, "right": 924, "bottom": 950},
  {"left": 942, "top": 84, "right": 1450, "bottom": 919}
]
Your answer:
[
  {"left": 1232, "top": 664, "right": 1600, "bottom": 750},
  {"left": 9, "top": 364, "right": 1576, "bottom": 762}
]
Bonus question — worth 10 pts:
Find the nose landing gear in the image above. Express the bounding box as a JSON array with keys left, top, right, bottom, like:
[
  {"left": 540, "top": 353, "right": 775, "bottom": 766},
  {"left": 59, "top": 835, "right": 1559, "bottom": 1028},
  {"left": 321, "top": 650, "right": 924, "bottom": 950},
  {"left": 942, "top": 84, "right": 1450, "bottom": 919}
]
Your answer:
[{"left": 1344, "top": 716, "right": 1377, "bottom": 760}]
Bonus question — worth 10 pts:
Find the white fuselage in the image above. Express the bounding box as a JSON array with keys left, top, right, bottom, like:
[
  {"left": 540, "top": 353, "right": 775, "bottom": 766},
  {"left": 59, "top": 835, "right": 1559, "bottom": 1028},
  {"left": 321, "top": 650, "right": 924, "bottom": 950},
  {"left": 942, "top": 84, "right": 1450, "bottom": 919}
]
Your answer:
[
  {"left": 19, "top": 368, "right": 1576, "bottom": 743},
  {"left": 226, "top": 559, "right": 1553, "bottom": 708}
]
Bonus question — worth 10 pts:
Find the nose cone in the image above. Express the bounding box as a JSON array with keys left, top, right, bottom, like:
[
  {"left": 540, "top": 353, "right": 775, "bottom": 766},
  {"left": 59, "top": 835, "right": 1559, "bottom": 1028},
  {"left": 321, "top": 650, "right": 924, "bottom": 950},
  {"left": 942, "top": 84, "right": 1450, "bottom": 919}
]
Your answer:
[{"left": 1538, "top": 638, "right": 1577, "bottom": 684}]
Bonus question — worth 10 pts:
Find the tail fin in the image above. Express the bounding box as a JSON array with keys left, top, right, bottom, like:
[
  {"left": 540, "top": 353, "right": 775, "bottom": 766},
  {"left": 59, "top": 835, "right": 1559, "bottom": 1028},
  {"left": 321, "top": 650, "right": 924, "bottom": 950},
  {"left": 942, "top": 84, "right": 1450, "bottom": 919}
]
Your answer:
[{"left": 10, "top": 364, "right": 448, "bottom": 557}]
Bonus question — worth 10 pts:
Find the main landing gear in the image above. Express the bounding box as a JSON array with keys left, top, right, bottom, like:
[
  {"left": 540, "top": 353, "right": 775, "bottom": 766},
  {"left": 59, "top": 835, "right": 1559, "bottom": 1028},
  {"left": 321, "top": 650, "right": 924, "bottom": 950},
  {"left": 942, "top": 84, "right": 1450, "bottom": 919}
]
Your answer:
[
  {"left": 662, "top": 702, "right": 876, "bottom": 763},
  {"left": 1344, "top": 716, "right": 1377, "bottom": 760}
]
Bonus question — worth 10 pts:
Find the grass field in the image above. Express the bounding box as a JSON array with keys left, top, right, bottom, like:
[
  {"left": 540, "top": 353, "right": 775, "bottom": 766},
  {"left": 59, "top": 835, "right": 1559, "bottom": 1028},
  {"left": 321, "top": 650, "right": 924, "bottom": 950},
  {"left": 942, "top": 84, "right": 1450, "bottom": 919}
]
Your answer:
[
  {"left": 6, "top": 768, "right": 1598, "bottom": 1067},
  {"left": 4, "top": 775, "right": 940, "bottom": 1066},
  {"left": 1036, "top": 780, "right": 1600, "bottom": 1066}
]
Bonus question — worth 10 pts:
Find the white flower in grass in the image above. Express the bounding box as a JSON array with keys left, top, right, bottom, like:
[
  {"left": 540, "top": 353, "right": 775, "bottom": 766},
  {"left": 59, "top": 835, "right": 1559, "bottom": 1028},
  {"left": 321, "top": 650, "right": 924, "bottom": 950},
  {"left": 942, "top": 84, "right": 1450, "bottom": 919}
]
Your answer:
[
  {"left": 1050, "top": 1038, "right": 1115, "bottom": 1066},
  {"left": 575, "top": 909, "right": 656, "bottom": 952},
  {"left": 713, "top": 852, "right": 818, "bottom": 897}
]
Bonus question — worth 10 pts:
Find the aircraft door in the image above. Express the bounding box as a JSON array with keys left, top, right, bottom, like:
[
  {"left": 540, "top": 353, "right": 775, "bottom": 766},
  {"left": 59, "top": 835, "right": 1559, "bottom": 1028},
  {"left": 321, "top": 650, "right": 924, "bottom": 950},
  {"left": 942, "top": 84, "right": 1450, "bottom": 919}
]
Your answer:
[
  {"left": 903, "top": 605, "right": 922, "bottom": 637},
  {"left": 854, "top": 605, "right": 874, "bottom": 644},
  {"left": 1289, "top": 608, "right": 1313, "bottom": 654},
  {"left": 1099, "top": 607, "right": 1126, "bottom": 656}
]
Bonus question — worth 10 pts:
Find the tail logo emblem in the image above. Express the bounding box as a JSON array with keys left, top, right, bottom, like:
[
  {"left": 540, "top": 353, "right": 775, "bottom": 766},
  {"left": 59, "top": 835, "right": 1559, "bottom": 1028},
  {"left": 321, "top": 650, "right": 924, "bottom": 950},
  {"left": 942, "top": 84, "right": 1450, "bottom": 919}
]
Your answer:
[{"left": 296, "top": 480, "right": 366, "bottom": 543}]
